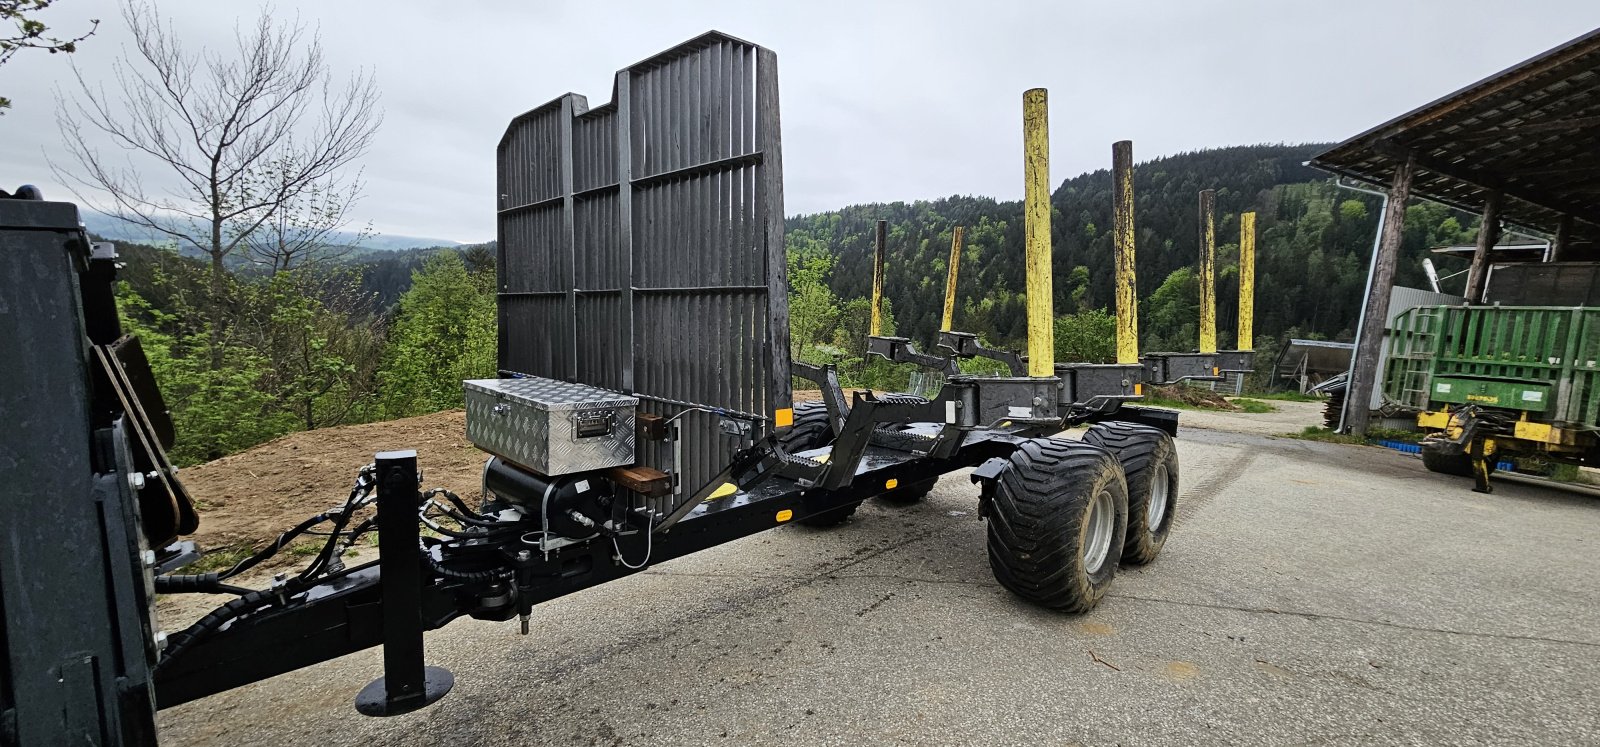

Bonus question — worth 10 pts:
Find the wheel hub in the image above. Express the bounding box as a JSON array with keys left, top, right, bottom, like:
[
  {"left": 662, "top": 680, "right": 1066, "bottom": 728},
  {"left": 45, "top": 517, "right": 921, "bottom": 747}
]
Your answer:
[
  {"left": 1148, "top": 462, "right": 1170, "bottom": 531},
  {"left": 1083, "top": 487, "right": 1115, "bottom": 574}
]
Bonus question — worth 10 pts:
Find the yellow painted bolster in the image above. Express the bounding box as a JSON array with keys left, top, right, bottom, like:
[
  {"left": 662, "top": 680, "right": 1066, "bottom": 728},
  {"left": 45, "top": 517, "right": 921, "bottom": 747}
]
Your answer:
[
  {"left": 1113, "top": 140, "right": 1139, "bottom": 365},
  {"left": 1023, "top": 88, "right": 1054, "bottom": 377},
  {"left": 1238, "top": 211, "right": 1256, "bottom": 351},
  {"left": 1514, "top": 420, "right": 1556, "bottom": 444},
  {"left": 1197, "top": 190, "right": 1217, "bottom": 355},
  {"left": 1416, "top": 411, "right": 1451, "bottom": 430},
  {"left": 941, "top": 226, "right": 964, "bottom": 332}
]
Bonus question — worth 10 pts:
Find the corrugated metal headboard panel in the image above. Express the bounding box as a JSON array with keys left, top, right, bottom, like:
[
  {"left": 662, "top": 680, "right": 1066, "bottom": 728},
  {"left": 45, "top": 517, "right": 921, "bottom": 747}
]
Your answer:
[{"left": 495, "top": 32, "right": 789, "bottom": 506}]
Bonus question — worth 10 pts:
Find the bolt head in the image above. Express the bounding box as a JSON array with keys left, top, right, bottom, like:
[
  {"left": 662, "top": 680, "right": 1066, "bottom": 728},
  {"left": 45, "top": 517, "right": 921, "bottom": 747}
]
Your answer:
[
  {"left": 516, "top": 550, "right": 532, "bottom": 561},
  {"left": 127, "top": 472, "right": 146, "bottom": 490}
]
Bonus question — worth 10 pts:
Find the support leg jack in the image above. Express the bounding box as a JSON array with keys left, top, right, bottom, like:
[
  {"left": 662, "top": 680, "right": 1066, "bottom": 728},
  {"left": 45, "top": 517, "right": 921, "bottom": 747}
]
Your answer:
[
  {"left": 355, "top": 450, "right": 455, "bottom": 716},
  {"left": 1469, "top": 439, "right": 1493, "bottom": 495}
]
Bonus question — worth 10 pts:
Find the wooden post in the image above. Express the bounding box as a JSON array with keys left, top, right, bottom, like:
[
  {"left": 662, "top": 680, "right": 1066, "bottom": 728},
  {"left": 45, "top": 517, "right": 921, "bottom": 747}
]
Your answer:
[
  {"left": 1112, "top": 140, "right": 1139, "bottom": 365},
  {"left": 1346, "top": 157, "right": 1414, "bottom": 438},
  {"left": 1022, "top": 88, "right": 1054, "bottom": 377},
  {"left": 870, "top": 219, "right": 886, "bottom": 336},
  {"left": 1238, "top": 211, "right": 1256, "bottom": 351},
  {"left": 940, "top": 226, "right": 965, "bottom": 331},
  {"left": 1552, "top": 214, "right": 1574, "bottom": 262},
  {"left": 1197, "top": 190, "right": 1217, "bottom": 354},
  {"left": 1463, "top": 191, "right": 1501, "bottom": 302}
]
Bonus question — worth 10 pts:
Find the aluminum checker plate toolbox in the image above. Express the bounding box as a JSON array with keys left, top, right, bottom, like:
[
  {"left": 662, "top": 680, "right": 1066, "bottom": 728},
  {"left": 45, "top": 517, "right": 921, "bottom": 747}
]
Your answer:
[{"left": 464, "top": 376, "right": 638, "bottom": 476}]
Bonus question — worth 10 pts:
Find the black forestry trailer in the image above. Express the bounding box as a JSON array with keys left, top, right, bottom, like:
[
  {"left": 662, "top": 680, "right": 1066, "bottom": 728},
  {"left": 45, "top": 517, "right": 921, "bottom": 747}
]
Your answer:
[{"left": 0, "top": 32, "right": 1183, "bottom": 744}]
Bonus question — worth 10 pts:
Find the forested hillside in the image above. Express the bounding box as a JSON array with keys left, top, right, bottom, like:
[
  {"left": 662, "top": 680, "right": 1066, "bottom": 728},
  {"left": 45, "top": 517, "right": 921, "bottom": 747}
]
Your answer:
[
  {"left": 111, "top": 142, "right": 1486, "bottom": 464},
  {"left": 785, "top": 144, "right": 1479, "bottom": 375}
]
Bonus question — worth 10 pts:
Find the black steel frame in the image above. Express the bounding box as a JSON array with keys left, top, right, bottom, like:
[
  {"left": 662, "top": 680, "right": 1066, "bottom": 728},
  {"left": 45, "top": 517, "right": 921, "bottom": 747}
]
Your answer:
[
  {"left": 151, "top": 381, "right": 1175, "bottom": 709},
  {"left": 6, "top": 34, "right": 1191, "bottom": 739}
]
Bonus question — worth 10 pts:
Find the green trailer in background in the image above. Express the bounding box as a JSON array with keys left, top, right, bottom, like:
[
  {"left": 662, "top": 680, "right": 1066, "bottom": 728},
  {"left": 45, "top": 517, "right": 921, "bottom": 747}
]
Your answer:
[{"left": 1385, "top": 305, "right": 1600, "bottom": 492}]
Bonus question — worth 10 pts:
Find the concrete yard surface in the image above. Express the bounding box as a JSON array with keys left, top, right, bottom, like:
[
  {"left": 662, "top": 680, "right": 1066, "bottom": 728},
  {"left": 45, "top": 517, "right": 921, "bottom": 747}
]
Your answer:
[{"left": 158, "top": 426, "right": 1600, "bottom": 746}]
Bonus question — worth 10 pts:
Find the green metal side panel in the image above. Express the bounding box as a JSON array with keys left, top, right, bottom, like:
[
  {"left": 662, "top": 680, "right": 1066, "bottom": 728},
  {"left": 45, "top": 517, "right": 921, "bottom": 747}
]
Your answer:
[
  {"left": 1429, "top": 377, "right": 1551, "bottom": 412},
  {"left": 1385, "top": 305, "right": 1600, "bottom": 426}
]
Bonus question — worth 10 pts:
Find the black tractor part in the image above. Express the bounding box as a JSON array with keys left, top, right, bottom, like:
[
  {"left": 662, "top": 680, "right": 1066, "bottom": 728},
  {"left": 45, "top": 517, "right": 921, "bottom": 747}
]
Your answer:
[
  {"left": 1420, "top": 439, "right": 1485, "bottom": 478},
  {"left": 779, "top": 400, "right": 834, "bottom": 454},
  {"left": 483, "top": 457, "right": 615, "bottom": 540},
  {"left": 1082, "top": 422, "right": 1178, "bottom": 565},
  {"left": 780, "top": 401, "right": 860, "bottom": 527},
  {"left": 982, "top": 439, "right": 1129, "bottom": 612},
  {"left": 877, "top": 477, "right": 938, "bottom": 505}
]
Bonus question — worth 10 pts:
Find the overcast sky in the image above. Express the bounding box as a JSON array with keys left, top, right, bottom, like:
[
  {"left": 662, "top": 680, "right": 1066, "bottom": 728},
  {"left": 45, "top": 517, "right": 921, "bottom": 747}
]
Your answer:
[{"left": 4, "top": 1, "right": 1598, "bottom": 243}]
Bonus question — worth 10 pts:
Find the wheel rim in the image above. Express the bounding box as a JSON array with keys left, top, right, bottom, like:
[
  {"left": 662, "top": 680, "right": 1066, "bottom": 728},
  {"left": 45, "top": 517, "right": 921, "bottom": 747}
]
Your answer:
[
  {"left": 1148, "top": 462, "right": 1170, "bottom": 531},
  {"left": 1083, "top": 487, "right": 1115, "bottom": 574}
]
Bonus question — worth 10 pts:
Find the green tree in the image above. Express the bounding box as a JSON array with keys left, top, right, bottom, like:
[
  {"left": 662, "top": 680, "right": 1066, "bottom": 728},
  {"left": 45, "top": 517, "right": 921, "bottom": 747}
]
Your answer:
[
  {"left": 250, "top": 269, "right": 384, "bottom": 430},
  {"left": 788, "top": 245, "right": 841, "bottom": 357},
  {"left": 378, "top": 252, "right": 497, "bottom": 417},
  {"left": 117, "top": 283, "right": 288, "bottom": 465},
  {"left": 1143, "top": 267, "right": 1199, "bottom": 352},
  {"left": 1053, "top": 308, "right": 1117, "bottom": 364}
]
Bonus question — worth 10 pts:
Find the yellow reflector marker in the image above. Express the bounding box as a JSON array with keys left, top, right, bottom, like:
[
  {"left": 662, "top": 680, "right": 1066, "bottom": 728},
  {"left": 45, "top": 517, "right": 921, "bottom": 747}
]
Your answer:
[
  {"left": 1134, "top": 383, "right": 1143, "bottom": 396},
  {"left": 1212, "top": 366, "right": 1220, "bottom": 376},
  {"left": 775, "top": 407, "right": 794, "bottom": 427},
  {"left": 776, "top": 509, "right": 793, "bottom": 522},
  {"left": 885, "top": 478, "right": 899, "bottom": 490}
]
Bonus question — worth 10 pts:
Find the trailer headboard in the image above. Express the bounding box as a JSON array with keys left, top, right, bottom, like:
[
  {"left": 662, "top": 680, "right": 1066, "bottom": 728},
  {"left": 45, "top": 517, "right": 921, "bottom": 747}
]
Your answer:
[{"left": 495, "top": 31, "right": 789, "bottom": 503}]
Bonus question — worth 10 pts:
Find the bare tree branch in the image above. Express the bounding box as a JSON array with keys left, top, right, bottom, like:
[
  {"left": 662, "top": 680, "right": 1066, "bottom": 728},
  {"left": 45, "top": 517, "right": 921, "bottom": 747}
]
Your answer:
[
  {"left": 0, "top": 0, "right": 99, "bottom": 112},
  {"left": 52, "top": 0, "right": 381, "bottom": 364}
]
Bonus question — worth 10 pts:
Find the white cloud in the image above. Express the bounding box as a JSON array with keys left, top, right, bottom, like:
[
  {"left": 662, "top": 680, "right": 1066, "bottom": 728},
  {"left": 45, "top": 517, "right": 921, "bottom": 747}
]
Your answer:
[{"left": 4, "top": 0, "right": 1597, "bottom": 243}]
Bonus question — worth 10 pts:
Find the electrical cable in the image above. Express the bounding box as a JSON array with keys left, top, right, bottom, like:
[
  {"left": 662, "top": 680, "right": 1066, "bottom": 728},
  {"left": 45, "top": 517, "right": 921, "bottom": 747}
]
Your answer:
[
  {"left": 213, "top": 511, "right": 334, "bottom": 580},
  {"left": 428, "top": 488, "right": 489, "bottom": 520},
  {"left": 662, "top": 406, "right": 718, "bottom": 426},
  {"left": 153, "top": 574, "right": 252, "bottom": 595},
  {"left": 154, "top": 588, "right": 275, "bottom": 674},
  {"left": 612, "top": 520, "right": 655, "bottom": 570}
]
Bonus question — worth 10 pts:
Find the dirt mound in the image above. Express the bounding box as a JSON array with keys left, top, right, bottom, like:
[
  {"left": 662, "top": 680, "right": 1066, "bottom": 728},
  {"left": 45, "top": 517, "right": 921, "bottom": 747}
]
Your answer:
[
  {"left": 1149, "top": 384, "right": 1238, "bottom": 410},
  {"left": 179, "top": 410, "right": 485, "bottom": 553}
]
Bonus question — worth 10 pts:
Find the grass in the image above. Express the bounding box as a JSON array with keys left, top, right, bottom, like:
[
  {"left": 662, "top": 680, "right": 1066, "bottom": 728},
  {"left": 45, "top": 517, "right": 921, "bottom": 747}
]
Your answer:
[
  {"left": 286, "top": 541, "right": 324, "bottom": 558},
  {"left": 1289, "top": 426, "right": 1369, "bottom": 445},
  {"left": 1245, "top": 390, "right": 1324, "bottom": 402},
  {"left": 179, "top": 540, "right": 328, "bottom": 575},
  {"left": 1289, "top": 425, "right": 1424, "bottom": 446},
  {"left": 1141, "top": 395, "right": 1197, "bottom": 411},
  {"left": 1511, "top": 456, "right": 1597, "bottom": 485},
  {"left": 1231, "top": 398, "right": 1277, "bottom": 414},
  {"left": 186, "top": 546, "right": 253, "bottom": 573},
  {"left": 1367, "top": 427, "right": 1424, "bottom": 443},
  {"left": 1143, "top": 395, "right": 1277, "bottom": 414}
]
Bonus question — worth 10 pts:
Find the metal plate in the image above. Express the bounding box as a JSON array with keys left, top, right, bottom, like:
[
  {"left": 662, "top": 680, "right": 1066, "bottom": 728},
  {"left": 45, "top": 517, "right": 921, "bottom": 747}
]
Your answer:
[
  {"left": 495, "top": 32, "right": 789, "bottom": 508},
  {"left": 463, "top": 377, "right": 637, "bottom": 412}
]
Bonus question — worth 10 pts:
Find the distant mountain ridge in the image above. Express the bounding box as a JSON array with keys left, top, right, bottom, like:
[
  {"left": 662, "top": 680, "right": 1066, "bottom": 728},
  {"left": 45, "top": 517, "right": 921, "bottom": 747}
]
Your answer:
[
  {"left": 80, "top": 209, "right": 466, "bottom": 254},
  {"left": 784, "top": 142, "right": 1475, "bottom": 354}
]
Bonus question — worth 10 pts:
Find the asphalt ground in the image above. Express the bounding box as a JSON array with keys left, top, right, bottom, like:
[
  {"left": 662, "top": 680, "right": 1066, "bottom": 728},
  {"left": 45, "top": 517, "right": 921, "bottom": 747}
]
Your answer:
[{"left": 158, "top": 420, "right": 1600, "bottom": 746}]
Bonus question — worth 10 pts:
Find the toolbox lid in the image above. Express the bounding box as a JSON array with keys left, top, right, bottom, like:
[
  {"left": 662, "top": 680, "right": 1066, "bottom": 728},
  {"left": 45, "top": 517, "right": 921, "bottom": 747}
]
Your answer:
[{"left": 463, "top": 377, "right": 638, "bottom": 412}]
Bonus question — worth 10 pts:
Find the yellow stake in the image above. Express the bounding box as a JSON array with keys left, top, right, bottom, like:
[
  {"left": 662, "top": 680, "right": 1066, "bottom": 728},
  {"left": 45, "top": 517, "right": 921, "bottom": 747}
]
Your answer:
[
  {"left": 870, "top": 219, "right": 886, "bottom": 337},
  {"left": 1197, "top": 189, "right": 1217, "bottom": 354},
  {"left": 1022, "top": 88, "right": 1054, "bottom": 377},
  {"left": 1239, "top": 211, "right": 1256, "bottom": 351},
  {"left": 1112, "top": 140, "right": 1139, "bottom": 365},
  {"left": 941, "top": 226, "right": 965, "bottom": 332}
]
